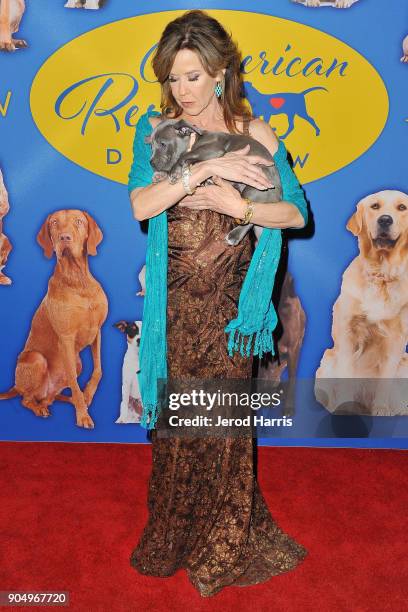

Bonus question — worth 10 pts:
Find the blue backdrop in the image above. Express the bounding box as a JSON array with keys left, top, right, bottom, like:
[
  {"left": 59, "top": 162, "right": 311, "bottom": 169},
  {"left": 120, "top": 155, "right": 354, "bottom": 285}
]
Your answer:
[{"left": 0, "top": 0, "right": 407, "bottom": 448}]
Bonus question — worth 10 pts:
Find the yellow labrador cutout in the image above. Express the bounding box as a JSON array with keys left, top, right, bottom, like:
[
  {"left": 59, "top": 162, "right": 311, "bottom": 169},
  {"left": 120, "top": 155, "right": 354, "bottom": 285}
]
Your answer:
[{"left": 315, "top": 190, "right": 408, "bottom": 416}]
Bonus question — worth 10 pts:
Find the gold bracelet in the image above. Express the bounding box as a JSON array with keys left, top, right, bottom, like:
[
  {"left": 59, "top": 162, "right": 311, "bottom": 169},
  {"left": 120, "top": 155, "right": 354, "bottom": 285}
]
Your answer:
[{"left": 234, "top": 198, "right": 255, "bottom": 225}]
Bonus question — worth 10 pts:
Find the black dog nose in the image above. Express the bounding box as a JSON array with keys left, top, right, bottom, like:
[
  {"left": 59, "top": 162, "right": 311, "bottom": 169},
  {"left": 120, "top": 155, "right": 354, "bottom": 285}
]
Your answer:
[
  {"left": 59, "top": 233, "right": 72, "bottom": 241},
  {"left": 377, "top": 215, "right": 393, "bottom": 228}
]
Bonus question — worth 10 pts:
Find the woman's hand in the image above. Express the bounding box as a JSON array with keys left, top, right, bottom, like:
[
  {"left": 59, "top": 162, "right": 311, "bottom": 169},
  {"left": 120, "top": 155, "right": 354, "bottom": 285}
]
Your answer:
[
  {"left": 198, "top": 145, "right": 275, "bottom": 191},
  {"left": 178, "top": 176, "right": 246, "bottom": 218}
]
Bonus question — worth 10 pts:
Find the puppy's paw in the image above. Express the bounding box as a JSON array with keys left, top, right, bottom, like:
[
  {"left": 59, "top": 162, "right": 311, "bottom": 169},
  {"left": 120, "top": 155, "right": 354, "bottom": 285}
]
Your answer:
[
  {"left": 168, "top": 168, "right": 182, "bottom": 184},
  {"left": 304, "top": 0, "right": 321, "bottom": 6},
  {"left": 152, "top": 171, "right": 167, "bottom": 184}
]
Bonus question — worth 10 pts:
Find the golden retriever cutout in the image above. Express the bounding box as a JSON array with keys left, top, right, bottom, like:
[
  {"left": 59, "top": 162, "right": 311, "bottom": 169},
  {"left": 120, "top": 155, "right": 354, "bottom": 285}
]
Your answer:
[{"left": 315, "top": 190, "right": 408, "bottom": 416}]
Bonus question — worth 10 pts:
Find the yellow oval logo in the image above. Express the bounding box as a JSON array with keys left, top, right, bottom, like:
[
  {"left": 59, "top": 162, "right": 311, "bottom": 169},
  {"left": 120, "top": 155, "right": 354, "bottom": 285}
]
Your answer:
[{"left": 30, "top": 10, "right": 388, "bottom": 185}]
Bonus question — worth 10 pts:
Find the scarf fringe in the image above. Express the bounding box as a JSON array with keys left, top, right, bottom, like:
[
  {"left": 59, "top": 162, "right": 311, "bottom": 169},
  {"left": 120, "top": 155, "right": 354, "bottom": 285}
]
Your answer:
[
  {"left": 140, "top": 402, "right": 160, "bottom": 430},
  {"left": 227, "top": 327, "right": 276, "bottom": 359}
]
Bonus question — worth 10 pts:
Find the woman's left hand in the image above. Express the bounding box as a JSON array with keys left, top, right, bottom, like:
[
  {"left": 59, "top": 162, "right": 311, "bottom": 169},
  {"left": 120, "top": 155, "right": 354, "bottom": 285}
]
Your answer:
[{"left": 178, "top": 176, "right": 245, "bottom": 219}]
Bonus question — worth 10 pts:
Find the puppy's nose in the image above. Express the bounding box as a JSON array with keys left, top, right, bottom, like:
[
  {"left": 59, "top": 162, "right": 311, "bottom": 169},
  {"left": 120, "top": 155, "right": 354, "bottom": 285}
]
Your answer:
[
  {"left": 59, "top": 233, "right": 73, "bottom": 242},
  {"left": 377, "top": 215, "right": 393, "bottom": 228}
]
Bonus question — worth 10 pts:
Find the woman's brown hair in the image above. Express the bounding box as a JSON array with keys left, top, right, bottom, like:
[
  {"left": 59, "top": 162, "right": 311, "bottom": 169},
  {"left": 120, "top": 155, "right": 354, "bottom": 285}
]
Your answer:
[{"left": 151, "top": 9, "right": 252, "bottom": 134}]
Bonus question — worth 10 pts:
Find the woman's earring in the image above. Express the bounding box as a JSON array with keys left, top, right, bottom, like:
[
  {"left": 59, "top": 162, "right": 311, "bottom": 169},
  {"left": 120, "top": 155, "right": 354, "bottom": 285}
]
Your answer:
[{"left": 215, "top": 80, "right": 223, "bottom": 98}]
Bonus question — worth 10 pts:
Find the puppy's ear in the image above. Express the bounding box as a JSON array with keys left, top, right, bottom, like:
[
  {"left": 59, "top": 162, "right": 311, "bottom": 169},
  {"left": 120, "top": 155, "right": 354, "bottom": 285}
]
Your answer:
[
  {"left": 82, "top": 211, "right": 103, "bottom": 256},
  {"left": 37, "top": 214, "right": 54, "bottom": 259},
  {"left": 173, "top": 120, "right": 203, "bottom": 137}
]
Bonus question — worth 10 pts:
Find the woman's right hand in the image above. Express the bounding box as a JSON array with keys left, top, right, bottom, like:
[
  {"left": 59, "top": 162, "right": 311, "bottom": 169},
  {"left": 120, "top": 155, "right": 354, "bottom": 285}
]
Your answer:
[{"left": 198, "top": 145, "right": 275, "bottom": 190}]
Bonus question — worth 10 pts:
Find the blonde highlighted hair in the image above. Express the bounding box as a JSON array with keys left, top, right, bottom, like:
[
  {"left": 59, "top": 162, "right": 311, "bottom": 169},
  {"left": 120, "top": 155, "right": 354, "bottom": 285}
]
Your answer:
[{"left": 151, "top": 9, "right": 252, "bottom": 134}]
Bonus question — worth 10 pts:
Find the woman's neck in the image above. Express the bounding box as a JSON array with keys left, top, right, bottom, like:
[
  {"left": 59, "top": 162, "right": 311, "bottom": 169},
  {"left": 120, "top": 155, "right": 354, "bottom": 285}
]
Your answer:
[{"left": 179, "top": 99, "right": 226, "bottom": 131}]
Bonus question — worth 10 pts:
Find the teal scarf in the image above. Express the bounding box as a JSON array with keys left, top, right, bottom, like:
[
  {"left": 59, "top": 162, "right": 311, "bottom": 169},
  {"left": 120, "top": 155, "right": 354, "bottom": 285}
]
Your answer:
[{"left": 128, "top": 108, "right": 308, "bottom": 430}]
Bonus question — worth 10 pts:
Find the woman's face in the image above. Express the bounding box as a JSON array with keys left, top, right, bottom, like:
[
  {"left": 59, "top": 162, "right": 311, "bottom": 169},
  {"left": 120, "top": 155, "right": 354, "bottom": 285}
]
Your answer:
[{"left": 168, "top": 48, "right": 223, "bottom": 116}]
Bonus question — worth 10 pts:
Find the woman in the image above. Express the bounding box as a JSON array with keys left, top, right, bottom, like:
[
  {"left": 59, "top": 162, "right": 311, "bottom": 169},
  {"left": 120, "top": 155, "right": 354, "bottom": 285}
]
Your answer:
[{"left": 128, "top": 9, "right": 308, "bottom": 597}]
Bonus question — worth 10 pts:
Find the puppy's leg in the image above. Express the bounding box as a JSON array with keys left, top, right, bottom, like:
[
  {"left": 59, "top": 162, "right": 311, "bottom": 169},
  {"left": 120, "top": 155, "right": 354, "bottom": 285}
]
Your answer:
[
  {"left": 225, "top": 223, "right": 254, "bottom": 246},
  {"left": 83, "top": 330, "right": 102, "bottom": 408},
  {"left": 64, "top": 1, "right": 78, "bottom": 7},
  {"left": 59, "top": 336, "right": 94, "bottom": 428}
]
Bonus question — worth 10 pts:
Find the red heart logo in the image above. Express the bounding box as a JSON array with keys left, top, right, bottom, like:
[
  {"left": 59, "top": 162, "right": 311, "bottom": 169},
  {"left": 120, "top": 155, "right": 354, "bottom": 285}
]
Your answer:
[{"left": 269, "top": 97, "right": 285, "bottom": 109}]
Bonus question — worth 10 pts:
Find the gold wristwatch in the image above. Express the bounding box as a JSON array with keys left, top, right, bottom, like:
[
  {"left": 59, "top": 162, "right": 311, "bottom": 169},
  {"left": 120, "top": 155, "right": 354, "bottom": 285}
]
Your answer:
[{"left": 234, "top": 198, "right": 255, "bottom": 225}]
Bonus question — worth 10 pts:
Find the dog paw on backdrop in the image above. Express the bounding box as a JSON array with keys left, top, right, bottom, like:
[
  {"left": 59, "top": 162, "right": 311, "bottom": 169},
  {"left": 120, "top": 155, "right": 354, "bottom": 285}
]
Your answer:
[
  {"left": 64, "top": 0, "right": 106, "bottom": 9},
  {"left": 401, "top": 35, "right": 408, "bottom": 63},
  {"left": 292, "top": 0, "right": 359, "bottom": 7},
  {"left": 0, "top": 0, "right": 27, "bottom": 52}
]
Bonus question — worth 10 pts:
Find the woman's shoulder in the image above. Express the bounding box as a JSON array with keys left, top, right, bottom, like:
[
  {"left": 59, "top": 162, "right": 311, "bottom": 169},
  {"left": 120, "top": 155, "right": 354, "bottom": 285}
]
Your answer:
[
  {"left": 247, "top": 117, "right": 282, "bottom": 158},
  {"left": 137, "top": 107, "right": 163, "bottom": 132}
]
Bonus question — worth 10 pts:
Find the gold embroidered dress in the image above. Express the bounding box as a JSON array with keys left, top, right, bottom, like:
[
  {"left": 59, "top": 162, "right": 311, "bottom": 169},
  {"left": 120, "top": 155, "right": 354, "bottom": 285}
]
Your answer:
[{"left": 128, "top": 112, "right": 308, "bottom": 597}]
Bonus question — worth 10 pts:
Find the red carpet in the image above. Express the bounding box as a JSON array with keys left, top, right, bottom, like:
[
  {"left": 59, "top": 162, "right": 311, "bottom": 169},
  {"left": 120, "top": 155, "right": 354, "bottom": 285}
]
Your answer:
[{"left": 0, "top": 442, "right": 407, "bottom": 611}]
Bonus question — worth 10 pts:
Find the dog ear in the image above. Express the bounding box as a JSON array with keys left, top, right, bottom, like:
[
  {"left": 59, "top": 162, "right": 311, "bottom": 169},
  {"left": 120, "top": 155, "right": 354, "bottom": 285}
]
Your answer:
[
  {"left": 82, "top": 211, "right": 103, "bottom": 256},
  {"left": 172, "top": 120, "right": 203, "bottom": 137},
  {"left": 347, "top": 193, "right": 380, "bottom": 236},
  {"left": 113, "top": 321, "right": 127, "bottom": 333},
  {"left": 36, "top": 214, "right": 54, "bottom": 259},
  {"left": 346, "top": 207, "right": 363, "bottom": 236}
]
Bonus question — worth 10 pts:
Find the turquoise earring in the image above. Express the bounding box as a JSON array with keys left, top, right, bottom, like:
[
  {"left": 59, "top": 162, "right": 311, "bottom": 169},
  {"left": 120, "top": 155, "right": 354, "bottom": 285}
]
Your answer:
[{"left": 215, "top": 80, "right": 223, "bottom": 98}]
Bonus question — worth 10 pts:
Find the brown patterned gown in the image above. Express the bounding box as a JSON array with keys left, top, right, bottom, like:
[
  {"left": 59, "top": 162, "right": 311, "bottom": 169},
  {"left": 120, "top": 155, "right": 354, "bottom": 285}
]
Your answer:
[{"left": 130, "top": 135, "right": 308, "bottom": 598}]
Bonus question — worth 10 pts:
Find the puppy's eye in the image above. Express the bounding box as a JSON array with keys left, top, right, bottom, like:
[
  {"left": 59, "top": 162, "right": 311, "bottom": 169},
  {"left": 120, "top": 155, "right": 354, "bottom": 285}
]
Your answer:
[
  {"left": 160, "top": 141, "right": 167, "bottom": 148},
  {"left": 397, "top": 204, "right": 407, "bottom": 211},
  {"left": 50, "top": 219, "right": 57, "bottom": 225},
  {"left": 370, "top": 203, "right": 380, "bottom": 210}
]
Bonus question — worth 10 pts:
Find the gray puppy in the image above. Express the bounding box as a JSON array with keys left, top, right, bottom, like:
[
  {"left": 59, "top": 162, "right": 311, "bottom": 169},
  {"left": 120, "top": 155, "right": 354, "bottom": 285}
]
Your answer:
[{"left": 146, "top": 118, "right": 282, "bottom": 246}]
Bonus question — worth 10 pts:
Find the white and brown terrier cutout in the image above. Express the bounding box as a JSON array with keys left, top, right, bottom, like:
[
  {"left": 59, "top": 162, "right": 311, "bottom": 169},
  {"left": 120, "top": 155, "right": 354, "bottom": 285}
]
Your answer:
[
  {"left": 0, "top": 0, "right": 27, "bottom": 52},
  {"left": 64, "top": 0, "right": 106, "bottom": 9},
  {"left": 0, "top": 167, "right": 12, "bottom": 285}
]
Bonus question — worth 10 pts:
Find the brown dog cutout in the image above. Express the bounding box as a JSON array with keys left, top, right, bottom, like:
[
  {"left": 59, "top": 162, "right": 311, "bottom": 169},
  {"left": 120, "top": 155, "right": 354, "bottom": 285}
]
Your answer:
[{"left": 0, "top": 210, "right": 108, "bottom": 428}]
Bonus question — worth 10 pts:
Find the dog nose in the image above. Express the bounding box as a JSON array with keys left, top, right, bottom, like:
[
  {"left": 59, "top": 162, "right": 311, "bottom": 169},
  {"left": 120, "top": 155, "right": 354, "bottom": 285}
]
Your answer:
[
  {"left": 59, "top": 233, "right": 72, "bottom": 242},
  {"left": 377, "top": 215, "right": 393, "bottom": 228}
]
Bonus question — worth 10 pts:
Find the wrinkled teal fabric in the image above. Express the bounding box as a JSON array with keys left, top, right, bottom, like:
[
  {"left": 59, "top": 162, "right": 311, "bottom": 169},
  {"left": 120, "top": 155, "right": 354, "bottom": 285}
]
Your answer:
[{"left": 128, "top": 109, "right": 308, "bottom": 429}]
